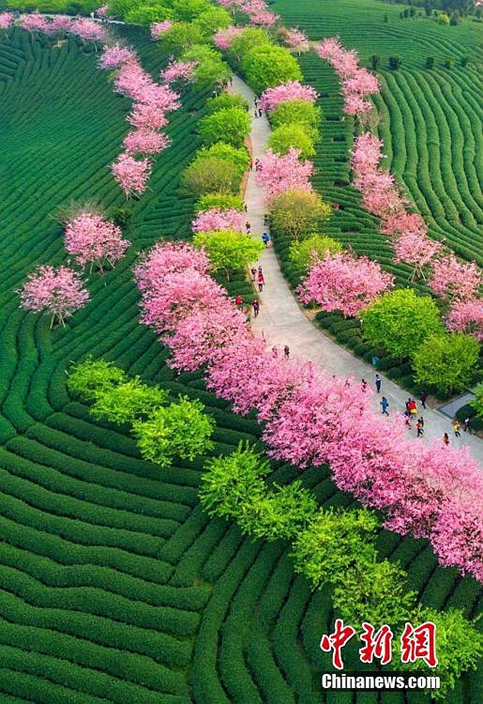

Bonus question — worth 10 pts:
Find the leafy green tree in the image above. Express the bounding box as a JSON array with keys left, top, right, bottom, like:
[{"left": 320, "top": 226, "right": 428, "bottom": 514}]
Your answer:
[
  {"left": 228, "top": 27, "right": 272, "bottom": 64},
  {"left": 196, "top": 193, "right": 244, "bottom": 212},
  {"left": 162, "top": 22, "right": 206, "bottom": 53},
  {"left": 470, "top": 382, "right": 483, "bottom": 420},
  {"left": 198, "top": 107, "right": 250, "bottom": 148},
  {"left": 132, "top": 395, "right": 215, "bottom": 468},
  {"left": 370, "top": 54, "right": 381, "bottom": 70},
  {"left": 192, "top": 229, "right": 263, "bottom": 280},
  {"left": 125, "top": 4, "right": 173, "bottom": 25},
  {"left": 426, "top": 56, "right": 435, "bottom": 69},
  {"left": 389, "top": 55, "right": 402, "bottom": 69},
  {"left": 438, "top": 12, "right": 450, "bottom": 24},
  {"left": 291, "top": 508, "right": 380, "bottom": 589},
  {"left": 67, "top": 357, "right": 125, "bottom": 402},
  {"left": 242, "top": 45, "right": 303, "bottom": 94},
  {"left": 180, "top": 45, "right": 231, "bottom": 87},
  {"left": 182, "top": 155, "right": 242, "bottom": 196},
  {"left": 268, "top": 123, "right": 316, "bottom": 160},
  {"left": 206, "top": 92, "right": 249, "bottom": 114},
  {"left": 90, "top": 379, "right": 167, "bottom": 425},
  {"left": 289, "top": 234, "right": 342, "bottom": 272},
  {"left": 444, "top": 56, "right": 455, "bottom": 68},
  {"left": 197, "top": 142, "right": 250, "bottom": 177},
  {"left": 412, "top": 333, "right": 479, "bottom": 394},
  {"left": 461, "top": 56, "right": 470, "bottom": 66},
  {"left": 170, "top": 0, "right": 210, "bottom": 22},
  {"left": 270, "top": 189, "right": 332, "bottom": 241},
  {"left": 361, "top": 289, "right": 444, "bottom": 359},
  {"left": 193, "top": 6, "right": 232, "bottom": 34},
  {"left": 271, "top": 99, "right": 321, "bottom": 138}
]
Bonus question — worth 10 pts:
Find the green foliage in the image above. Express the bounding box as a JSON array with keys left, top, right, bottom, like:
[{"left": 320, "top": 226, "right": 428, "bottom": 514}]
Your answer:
[
  {"left": 192, "top": 229, "right": 263, "bottom": 279},
  {"left": 227, "top": 27, "right": 272, "bottom": 64},
  {"left": 67, "top": 358, "right": 126, "bottom": 403},
  {"left": 289, "top": 235, "right": 343, "bottom": 272},
  {"left": 193, "top": 6, "right": 232, "bottom": 34},
  {"left": 197, "top": 142, "right": 250, "bottom": 176},
  {"left": 125, "top": 3, "right": 173, "bottom": 25},
  {"left": 206, "top": 92, "right": 249, "bottom": 114},
  {"left": 162, "top": 22, "right": 207, "bottom": 53},
  {"left": 444, "top": 56, "right": 455, "bottom": 68},
  {"left": 426, "top": 56, "right": 435, "bottom": 69},
  {"left": 90, "top": 379, "right": 168, "bottom": 425},
  {"left": 242, "top": 46, "right": 303, "bottom": 95},
  {"left": 182, "top": 155, "right": 242, "bottom": 195},
  {"left": 196, "top": 193, "right": 244, "bottom": 212},
  {"left": 470, "top": 382, "right": 483, "bottom": 419},
  {"left": 291, "top": 508, "right": 380, "bottom": 589},
  {"left": 370, "top": 54, "right": 380, "bottom": 70},
  {"left": 198, "top": 107, "right": 250, "bottom": 148},
  {"left": 388, "top": 55, "right": 402, "bottom": 69},
  {"left": 268, "top": 123, "right": 316, "bottom": 160},
  {"left": 438, "top": 12, "right": 450, "bottom": 24},
  {"left": 132, "top": 396, "right": 215, "bottom": 468},
  {"left": 270, "top": 99, "right": 321, "bottom": 138},
  {"left": 108, "top": 204, "right": 134, "bottom": 229},
  {"left": 180, "top": 44, "right": 231, "bottom": 87},
  {"left": 270, "top": 189, "right": 332, "bottom": 241},
  {"left": 411, "top": 333, "right": 479, "bottom": 393},
  {"left": 170, "top": 0, "right": 210, "bottom": 22},
  {"left": 362, "top": 289, "right": 444, "bottom": 359}
]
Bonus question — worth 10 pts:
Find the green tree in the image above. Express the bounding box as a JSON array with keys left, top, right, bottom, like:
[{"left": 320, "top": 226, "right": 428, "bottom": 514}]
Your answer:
[
  {"left": 125, "top": 4, "right": 173, "bottom": 25},
  {"left": 370, "top": 54, "right": 381, "bottom": 70},
  {"left": 470, "top": 382, "right": 483, "bottom": 419},
  {"left": 426, "top": 56, "right": 435, "bottom": 69},
  {"left": 270, "top": 189, "right": 332, "bottom": 241},
  {"left": 170, "top": 0, "right": 210, "bottom": 22},
  {"left": 228, "top": 27, "right": 272, "bottom": 64},
  {"left": 361, "top": 289, "right": 444, "bottom": 359},
  {"left": 268, "top": 123, "right": 316, "bottom": 160},
  {"left": 197, "top": 142, "right": 250, "bottom": 176},
  {"left": 242, "top": 45, "right": 303, "bottom": 94},
  {"left": 67, "top": 357, "right": 125, "bottom": 402},
  {"left": 180, "top": 45, "right": 231, "bottom": 87},
  {"left": 445, "top": 56, "right": 455, "bottom": 68},
  {"left": 271, "top": 99, "right": 321, "bottom": 138},
  {"left": 411, "top": 333, "right": 479, "bottom": 394},
  {"left": 90, "top": 379, "right": 167, "bottom": 425},
  {"left": 192, "top": 229, "right": 263, "bottom": 280},
  {"left": 162, "top": 22, "right": 206, "bottom": 53},
  {"left": 289, "top": 234, "right": 342, "bottom": 272},
  {"left": 193, "top": 6, "right": 231, "bottom": 34},
  {"left": 182, "top": 155, "right": 242, "bottom": 195},
  {"left": 196, "top": 193, "right": 244, "bottom": 212},
  {"left": 389, "top": 55, "right": 402, "bottom": 69},
  {"left": 206, "top": 92, "right": 249, "bottom": 114},
  {"left": 132, "top": 396, "right": 215, "bottom": 468},
  {"left": 438, "top": 12, "right": 450, "bottom": 24},
  {"left": 198, "top": 107, "right": 250, "bottom": 148}
]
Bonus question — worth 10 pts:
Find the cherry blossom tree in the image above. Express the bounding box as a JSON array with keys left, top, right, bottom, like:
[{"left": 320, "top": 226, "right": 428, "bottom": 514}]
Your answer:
[
  {"left": 259, "top": 80, "right": 318, "bottom": 113},
  {"left": 428, "top": 254, "right": 482, "bottom": 302},
  {"left": 393, "top": 232, "right": 443, "bottom": 281},
  {"left": 18, "top": 265, "right": 89, "bottom": 328},
  {"left": 351, "top": 132, "right": 384, "bottom": 174},
  {"left": 99, "top": 43, "right": 135, "bottom": 70},
  {"left": 46, "top": 15, "right": 73, "bottom": 36},
  {"left": 160, "top": 59, "right": 197, "bottom": 85},
  {"left": 191, "top": 207, "right": 244, "bottom": 234},
  {"left": 70, "top": 18, "right": 107, "bottom": 44},
  {"left": 134, "top": 242, "right": 209, "bottom": 297},
  {"left": 96, "top": 5, "right": 109, "bottom": 18},
  {"left": 214, "top": 26, "right": 244, "bottom": 50},
  {"left": 298, "top": 251, "right": 394, "bottom": 317},
  {"left": 128, "top": 103, "right": 168, "bottom": 131},
  {"left": 446, "top": 299, "right": 483, "bottom": 341},
  {"left": 151, "top": 21, "right": 173, "bottom": 41},
  {"left": 64, "top": 211, "right": 130, "bottom": 272},
  {"left": 0, "top": 12, "right": 14, "bottom": 38},
  {"left": 123, "top": 129, "right": 170, "bottom": 156},
  {"left": 380, "top": 210, "right": 427, "bottom": 237},
  {"left": 284, "top": 28, "right": 309, "bottom": 52},
  {"left": 20, "top": 12, "right": 49, "bottom": 39},
  {"left": 111, "top": 153, "right": 151, "bottom": 198},
  {"left": 256, "top": 148, "right": 313, "bottom": 198}
]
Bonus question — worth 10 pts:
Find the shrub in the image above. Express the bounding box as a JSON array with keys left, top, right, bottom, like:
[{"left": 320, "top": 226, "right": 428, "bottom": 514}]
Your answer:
[
  {"left": 67, "top": 358, "right": 126, "bottom": 402},
  {"left": 461, "top": 56, "right": 470, "bottom": 67},
  {"left": 197, "top": 142, "right": 250, "bottom": 176},
  {"left": 196, "top": 193, "right": 244, "bottom": 212},
  {"left": 444, "top": 56, "right": 455, "bottom": 69},
  {"left": 180, "top": 44, "right": 231, "bottom": 87},
  {"left": 193, "top": 6, "right": 231, "bottom": 34},
  {"left": 198, "top": 107, "right": 250, "bottom": 148},
  {"left": 132, "top": 395, "right": 215, "bottom": 468},
  {"left": 388, "top": 55, "right": 402, "bottom": 70},
  {"left": 162, "top": 22, "right": 206, "bottom": 53},
  {"left": 288, "top": 235, "right": 342, "bottom": 273},
  {"left": 182, "top": 155, "right": 241, "bottom": 195},
  {"left": 90, "top": 379, "right": 168, "bottom": 424},
  {"left": 270, "top": 99, "right": 321, "bottom": 137},
  {"left": 438, "top": 12, "right": 450, "bottom": 25},
  {"left": 412, "top": 333, "right": 479, "bottom": 394},
  {"left": 270, "top": 190, "right": 332, "bottom": 241},
  {"left": 192, "top": 229, "right": 263, "bottom": 279},
  {"left": 370, "top": 54, "right": 380, "bottom": 70},
  {"left": 426, "top": 56, "right": 435, "bottom": 69},
  {"left": 242, "top": 45, "right": 303, "bottom": 94},
  {"left": 206, "top": 92, "right": 249, "bottom": 114},
  {"left": 227, "top": 27, "right": 272, "bottom": 64},
  {"left": 268, "top": 123, "right": 316, "bottom": 160},
  {"left": 362, "top": 289, "right": 444, "bottom": 359},
  {"left": 470, "top": 382, "right": 483, "bottom": 419}
]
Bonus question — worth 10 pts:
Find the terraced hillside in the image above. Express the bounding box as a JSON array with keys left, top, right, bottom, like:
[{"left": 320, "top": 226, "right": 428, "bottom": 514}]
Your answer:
[
  {"left": 0, "top": 21, "right": 481, "bottom": 704},
  {"left": 273, "top": 0, "right": 483, "bottom": 267}
]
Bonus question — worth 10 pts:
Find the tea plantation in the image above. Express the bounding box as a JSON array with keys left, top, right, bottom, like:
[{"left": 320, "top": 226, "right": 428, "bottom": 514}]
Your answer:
[{"left": 0, "top": 14, "right": 481, "bottom": 704}]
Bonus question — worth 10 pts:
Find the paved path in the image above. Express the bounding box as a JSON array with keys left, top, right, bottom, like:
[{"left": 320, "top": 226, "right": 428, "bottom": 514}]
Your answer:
[{"left": 230, "top": 75, "right": 483, "bottom": 464}]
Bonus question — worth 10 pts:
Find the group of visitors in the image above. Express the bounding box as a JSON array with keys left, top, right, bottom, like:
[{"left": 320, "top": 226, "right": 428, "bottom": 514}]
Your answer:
[{"left": 253, "top": 97, "right": 264, "bottom": 118}]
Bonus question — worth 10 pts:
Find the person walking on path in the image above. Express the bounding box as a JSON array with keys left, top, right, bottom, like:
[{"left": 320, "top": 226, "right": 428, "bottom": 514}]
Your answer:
[
  {"left": 375, "top": 373, "right": 382, "bottom": 394},
  {"left": 419, "top": 390, "right": 427, "bottom": 410},
  {"left": 443, "top": 433, "right": 450, "bottom": 447},
  {"left": 258, "top": 270, "right": 265, "bottom": 292},
  {"left": 464, "top": 417, "right": 472, "bottom": 434},
  {"left": 272, "top": 346, "right": 278, "bottom": 358},
  {"left": 380, "top": 396, "right": 389, "bottom": 416},
  {"left": 235, "top": 294, "right": 243, "bottom": 306},
  {"left": 262, "top": 232, "right": 271, "bottom": 247},
  {"left": 361, "top": 379, "right": 368, "bottom": 393},
  {"left": 284, "top": 345, "right": 290, "bottom": 359},
  {"left": 416, "top": 418, "right": 424, "bottom": 437},
  {"left": 453, "top": 420, "right": 461, "bottom": 438},
  {"left": 408, "top": 399, "right": 417, "bottom": 417},
  {"left": 252, "top": 299, "right": 260, "bottom": 318},
  {"left": 250, "top": 267, "right": 257, "bottom": 282},
  {"left": 245, "top": 221, "right": 251, "bottom": 233}
]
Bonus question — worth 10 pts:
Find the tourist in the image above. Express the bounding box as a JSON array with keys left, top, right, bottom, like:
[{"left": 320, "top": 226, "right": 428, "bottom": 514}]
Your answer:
[
  {"left": 453, "top": 420, "right": 461, "bottom": 438},
  {"left": 262, "top": 232, "right": 270, "bottom": 247},
  {"left": 419, "top": 390, "right": 427, "bottom": 410},
  {"left": 361, "top": 379, "right": 367, "bottom": 393},
  {"left": 284, "top": 345, "right": 290, "bottom": 359},
  {"left": 250, "top": 267, "right": 257, "bottom": 282},
  {"left": 443, "top": 433, "right": 450, "bottom": 447},
  {"left": 375, "top": 373, "right": 382, "bottom": 393},
  {"left": 258, "top": 265, "right": 263, "bottom": 274},
  {"left": 416, "top": 418, "right": 424, "bottom": 437},
  {"left": 235, "top": 294, "right": 243, "bottom": 306},
  {"left": 408, "top": 399, "right": 417, "bottom": 416},
  {"left": 252, "top": 299, "right": 260, "bottom": 318},
  {"left": 258, "top": 270, "right": 265, "bottom": 292},
  {"left": 272, "top": 346, "right": 278, "bottom": 358},
  {"left": 245, "top": 221, "right": 251, "bottom": 233},
  {"left": 463, "top": 417, "right": 472, "bottom": 434},
  {"left": 380, "top": 396, "right": 389, "bottom": 416}
]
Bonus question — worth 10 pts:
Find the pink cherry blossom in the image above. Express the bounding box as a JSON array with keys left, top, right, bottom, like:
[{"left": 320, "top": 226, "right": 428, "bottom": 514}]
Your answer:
[
  {"left": 18, "top": 265, "right": 89, "bottom": 327},
  {"left": 298, "top": 251, "right": 394, "bottom": 317},
  {"left": 99, "top": 43, "right": 136, "bottom": 70},
  {"left": 214, "top": 26, "right": 244, "bottom": 50},
  {"left": 45, "top": 15, "right": 73, "bottom": 35},
  {"left": 111, "top": 153, "right": 151, "bottom": 197},
  {"left": 446, "top": 299, "right": 483, "bottom": 341},
  {"left": 284, "top": 28, "right": 309, "bottom": 51},
  {"left": 123, "top": 129, "right": 170, "bottom": 156},
  {"left": 96, "top": 4, "right": 108, "bottom": 18},
  {"left": 428, "top": 254, "right": 482, "bottom": 302},
  {"left": 70, "top": 18, "right": 107, "bottom": 43},
  {"left": 128, "top": 103, "right": 168, "bottom": 130},
  {"left": 381, "top": 210, "right": 428, "bottom": 237},
  {"left": 344, "top": 93, "right": 372, "bottom": 115},
  {"left": 257, "top": 148, "right": 313, "bottom": 198},
  {"left": 316, "top": 37, "right": 344, "bottom": 61},
  {"left": 64, "top": 212, "right": 130, "bottom": 270},
  {"left": 115, "top": 60, "right": 154, "bottom": 101},
  {"left": 259, "top": 81, "right": 318, "bottom": 113},
  {"left": 344, "top": 68, "right": 380, "bottom": 96},
  {"left": 151, "top": 21, "right": 173, "bottom": 41},
  {"left": 393, "top": 232, "right": 443, "bottom": 280},
  {"left": 160, "top": 59, "right": 197, "bottom": 85},
  {"left": 0, "top": 12, "right": 14, "bottom": 30},
  {"left": 134, "top": 242, "right": 209, "bottom": 296},
  {"left": 192, "top": 208, "right": 244, "bottom": 234},
  {"left": 351, "top": 132, "right": 385, "bottom": 173},
  {"left": 20, "top": 12, "right": 49, "bottom": 33}
]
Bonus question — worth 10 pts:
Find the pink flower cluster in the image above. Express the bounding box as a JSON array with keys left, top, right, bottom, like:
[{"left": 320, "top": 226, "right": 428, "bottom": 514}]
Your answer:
[
  {"left": 215, "top": 0, "right": 279, "bottom": 27},
  {"left": 64, "top": 212, "right": 130, "bottom": 269},
  {"left": 96, "top": 5, "right": 108, "bottom": 19},
  {"left": 151, "top": 21, "right": 173, "bottom": 41},
  {"left": 284, "top": 28, "right": 309, "bottom": 52},
  {"left": 446, "top": 299, "right": 483, "bottom": 341},
  {"left": 429, "top": 254, "right": 481, "bottom": 303},
  {"left": 259, "top": 80, "right": 318, "bottom": 113},
  {"left": 214, "top": 26, "right": 244, "bottom": 50},
  {"left": 0, "top": 12, "right": 14, "bottom": 30},
  {"left": 256, "top": 148, "right": 313, "bottom": 199},
  {"left": 160, "top": 59, "right": 197, "bottom": 85},
  {"left": 19, "top": 13, "right": 107, "bottom": 42},
  {"left": 317, "top": 37, "right": 379, "bottom": 116},
  {"left": 134, "top": 242, "right": 483, "bottom": 582},
  {"left": 298, "top": 251, "right": 394, "bottom": 318},
  {"left": 111, "top": 154, "right": 152, "bottom": 198},
  {"left": 192, "top": 208, "right": 244, "bottom": 234},
  {"left": 18, "top": 265, "right": 89, "bottom": 326}
]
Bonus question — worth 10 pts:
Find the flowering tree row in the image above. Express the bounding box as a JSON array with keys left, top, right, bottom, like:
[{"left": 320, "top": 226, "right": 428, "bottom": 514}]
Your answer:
[{"left": 134, "top": 242, "right": 483, "bottom": 583}]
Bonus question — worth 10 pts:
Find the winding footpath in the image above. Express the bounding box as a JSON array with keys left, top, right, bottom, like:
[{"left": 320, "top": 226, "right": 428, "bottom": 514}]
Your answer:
[{"left": 230, "top": 75, "right": 483, "bottom": 464}]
